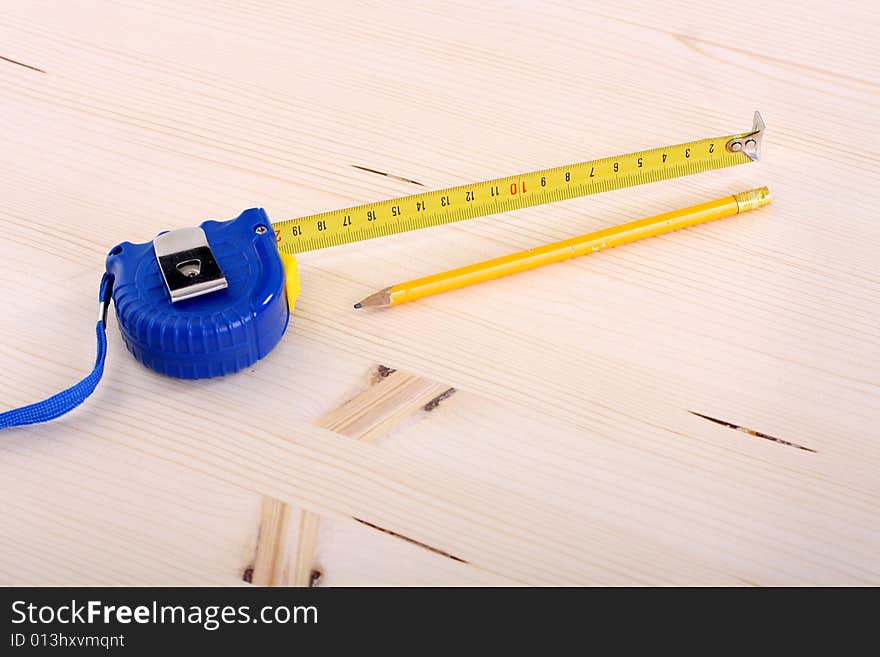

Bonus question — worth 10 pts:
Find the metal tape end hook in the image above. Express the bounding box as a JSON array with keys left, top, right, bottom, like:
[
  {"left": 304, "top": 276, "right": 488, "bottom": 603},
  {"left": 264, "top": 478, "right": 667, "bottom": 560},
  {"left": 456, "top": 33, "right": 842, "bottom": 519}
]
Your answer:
[{"left": 726, "top": 111, "right": 765, "bottom": 161}]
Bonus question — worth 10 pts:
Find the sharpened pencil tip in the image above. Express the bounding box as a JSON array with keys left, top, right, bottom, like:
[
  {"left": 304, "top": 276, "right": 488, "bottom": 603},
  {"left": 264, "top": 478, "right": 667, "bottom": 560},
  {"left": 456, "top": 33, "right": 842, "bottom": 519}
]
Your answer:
[{"left": 354, "top": 287, "right": 394, "bottom": 309}]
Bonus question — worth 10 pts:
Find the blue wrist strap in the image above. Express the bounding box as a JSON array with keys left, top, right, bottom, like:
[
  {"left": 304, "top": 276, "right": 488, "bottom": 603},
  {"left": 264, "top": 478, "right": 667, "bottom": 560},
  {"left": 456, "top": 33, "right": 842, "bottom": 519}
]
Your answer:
[{"left": 0, "top": 273, "right": 113, "bottom": 430}]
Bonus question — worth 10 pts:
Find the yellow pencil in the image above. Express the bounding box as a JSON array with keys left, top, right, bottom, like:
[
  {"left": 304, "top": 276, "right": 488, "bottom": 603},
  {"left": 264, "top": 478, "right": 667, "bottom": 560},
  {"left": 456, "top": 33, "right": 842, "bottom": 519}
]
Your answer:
[{"left": 354, "top": 187, "right": 770, "bottom": 309}]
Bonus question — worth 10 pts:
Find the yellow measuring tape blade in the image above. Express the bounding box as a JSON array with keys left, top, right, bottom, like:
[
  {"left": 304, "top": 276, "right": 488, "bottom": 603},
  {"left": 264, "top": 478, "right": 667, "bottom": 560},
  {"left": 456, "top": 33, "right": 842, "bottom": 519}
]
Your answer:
[{"left": 273, "top": 114, "right": 763, "bottom": 255}]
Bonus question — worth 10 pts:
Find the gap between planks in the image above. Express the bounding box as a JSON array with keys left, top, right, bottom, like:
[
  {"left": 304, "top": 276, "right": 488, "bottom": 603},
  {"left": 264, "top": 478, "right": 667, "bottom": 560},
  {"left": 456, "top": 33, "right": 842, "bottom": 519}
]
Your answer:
[{"left": 248, "top": 366, "right": 455, "bottom": 586}]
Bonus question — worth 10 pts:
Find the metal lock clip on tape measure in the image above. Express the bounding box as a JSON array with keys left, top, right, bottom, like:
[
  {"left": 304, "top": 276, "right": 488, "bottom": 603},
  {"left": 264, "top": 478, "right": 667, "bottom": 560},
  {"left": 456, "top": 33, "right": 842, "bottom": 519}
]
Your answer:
[{"left": 0, "top": 112, "right": 764, "bottom": 429}]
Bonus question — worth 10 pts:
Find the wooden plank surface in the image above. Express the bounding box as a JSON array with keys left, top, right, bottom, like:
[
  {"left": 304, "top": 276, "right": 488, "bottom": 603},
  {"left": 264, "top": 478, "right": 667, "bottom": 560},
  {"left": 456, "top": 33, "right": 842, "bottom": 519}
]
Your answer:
[{"left": 0, "top": 0, "right": 878, "bottom": 585}]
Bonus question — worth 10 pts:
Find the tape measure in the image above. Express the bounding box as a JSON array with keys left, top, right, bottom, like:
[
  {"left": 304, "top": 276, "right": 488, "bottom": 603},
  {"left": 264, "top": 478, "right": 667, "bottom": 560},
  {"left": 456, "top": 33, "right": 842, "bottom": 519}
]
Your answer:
[
  {"left": 0, "top": 113, "right": 765, "bottom": 429},
  {"left": 273, "top": 112, "right": 765, "bottom": 254}
]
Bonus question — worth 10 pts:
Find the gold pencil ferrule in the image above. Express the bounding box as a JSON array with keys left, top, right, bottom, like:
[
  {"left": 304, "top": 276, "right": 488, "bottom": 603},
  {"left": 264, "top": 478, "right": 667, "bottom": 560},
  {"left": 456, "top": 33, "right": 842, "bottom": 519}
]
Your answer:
[{"left": 733, "top": 186, "right": 771, "bottom": 213}]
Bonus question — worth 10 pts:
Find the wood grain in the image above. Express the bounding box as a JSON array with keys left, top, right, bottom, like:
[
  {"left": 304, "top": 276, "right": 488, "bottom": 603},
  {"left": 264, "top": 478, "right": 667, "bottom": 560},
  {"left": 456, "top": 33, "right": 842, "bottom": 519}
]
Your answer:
[
  {"left": 251, "top": 367, "right": 453, "bottom": 586},
  {"left": 0, "top": 0, "right": 878, "bottom": 585}
]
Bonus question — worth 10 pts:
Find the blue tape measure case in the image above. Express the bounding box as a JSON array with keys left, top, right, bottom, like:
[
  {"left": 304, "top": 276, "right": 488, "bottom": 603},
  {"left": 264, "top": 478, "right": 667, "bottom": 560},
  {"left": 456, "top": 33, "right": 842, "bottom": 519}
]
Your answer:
[{"left": 105, "top": 208, "right": 296, "bottom": 379}]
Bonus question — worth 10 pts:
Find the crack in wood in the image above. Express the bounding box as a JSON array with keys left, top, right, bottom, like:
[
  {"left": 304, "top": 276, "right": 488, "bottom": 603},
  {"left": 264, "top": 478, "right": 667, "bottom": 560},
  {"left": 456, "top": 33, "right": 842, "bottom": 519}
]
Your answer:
[
  {"left": 352, "top": 164, "right": 425, "bottom": 186},
  {"left": 352, "top": 517, "right": 468, "bottom": 563},
  {"left": 0, "top": 55, "right": 45, "bottom": 73},
  {"left": 689, "top": 411, "right": 816, "bottom": 453},
  {"left": 375, "top": 364, "right": 396, "bottom": 380},
  {"left": 423, "top": 387, "right": 456, "bottom": 412}
]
